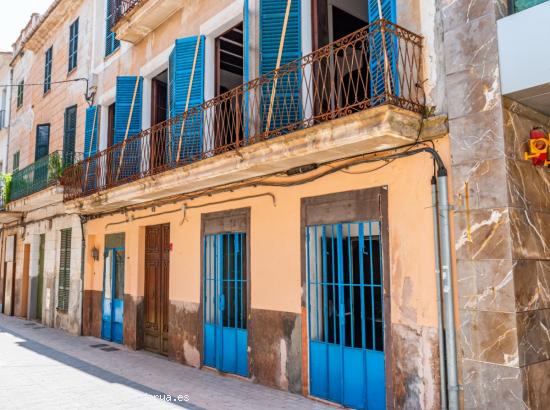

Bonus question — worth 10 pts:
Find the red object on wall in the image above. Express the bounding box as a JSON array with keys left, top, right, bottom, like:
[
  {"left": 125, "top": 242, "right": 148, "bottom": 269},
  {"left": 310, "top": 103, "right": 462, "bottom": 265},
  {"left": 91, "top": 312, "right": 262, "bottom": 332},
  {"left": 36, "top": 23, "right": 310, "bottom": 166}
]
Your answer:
[{"left": 529, "top": 127, "right": 547, "bottom": 166}]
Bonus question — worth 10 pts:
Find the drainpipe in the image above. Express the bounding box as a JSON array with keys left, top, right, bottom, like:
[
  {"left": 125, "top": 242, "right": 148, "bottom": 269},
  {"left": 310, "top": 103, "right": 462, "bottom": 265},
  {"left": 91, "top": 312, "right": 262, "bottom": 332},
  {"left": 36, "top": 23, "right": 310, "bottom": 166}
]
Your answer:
[
  {"left": 395, "top": 147, "right": 459, "bottom": 409},
  {"left": 431, "top": 176, "right": 447, "bottom": 410},
  {"left": 436, "top": 167, "right": 460, "bottom": 410}
]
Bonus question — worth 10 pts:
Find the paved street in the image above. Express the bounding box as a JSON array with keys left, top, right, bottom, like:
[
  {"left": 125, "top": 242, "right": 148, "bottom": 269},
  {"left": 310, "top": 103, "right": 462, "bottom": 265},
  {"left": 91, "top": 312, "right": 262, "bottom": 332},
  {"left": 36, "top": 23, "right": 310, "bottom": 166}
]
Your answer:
[{"left": 0, "top": 315, "right": 332, "bottom": 410}]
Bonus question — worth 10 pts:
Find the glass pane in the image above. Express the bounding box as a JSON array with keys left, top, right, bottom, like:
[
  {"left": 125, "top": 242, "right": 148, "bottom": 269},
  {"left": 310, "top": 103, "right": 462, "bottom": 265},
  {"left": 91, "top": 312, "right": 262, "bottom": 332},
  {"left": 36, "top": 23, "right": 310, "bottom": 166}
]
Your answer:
[
  {"left": 114, "top": 250, "right": 125, "bottom": 300},
  {"left": 104, "top": 251, "right": 112, "bottom": 300}
]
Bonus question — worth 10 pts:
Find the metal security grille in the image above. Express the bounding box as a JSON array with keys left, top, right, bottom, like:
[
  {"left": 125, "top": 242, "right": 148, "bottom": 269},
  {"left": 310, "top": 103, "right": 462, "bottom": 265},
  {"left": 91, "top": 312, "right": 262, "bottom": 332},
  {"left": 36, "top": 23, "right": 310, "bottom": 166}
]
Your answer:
[
  {"left": 306, "top": 221, "right": 385, "bottom": 409},
  {"left": 57, "top": 228, "right": 72, "bottom": 311},
  {"left": 203, "top": 232, "right": 248, "bottom": 377}
]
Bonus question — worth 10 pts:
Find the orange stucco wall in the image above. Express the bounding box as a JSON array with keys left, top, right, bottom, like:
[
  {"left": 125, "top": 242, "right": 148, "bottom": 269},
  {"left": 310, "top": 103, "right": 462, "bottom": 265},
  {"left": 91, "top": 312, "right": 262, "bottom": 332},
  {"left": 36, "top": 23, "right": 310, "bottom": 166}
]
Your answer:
[{"left": 85, "top": 137, "right": 450, "bottom": 329}]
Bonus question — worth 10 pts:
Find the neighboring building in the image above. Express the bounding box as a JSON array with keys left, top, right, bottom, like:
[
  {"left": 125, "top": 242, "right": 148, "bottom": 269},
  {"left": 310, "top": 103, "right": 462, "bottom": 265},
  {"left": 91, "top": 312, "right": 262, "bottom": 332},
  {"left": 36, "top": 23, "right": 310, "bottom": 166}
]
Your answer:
[
  {"left": 0, "top": 52, "right": 11, "bottom": 175},
  {"left": 0, "top": 1, "right": 93, "bottom": 335},
  {"left": 0, "top": 0, "right": 549, "bottom": 409}
]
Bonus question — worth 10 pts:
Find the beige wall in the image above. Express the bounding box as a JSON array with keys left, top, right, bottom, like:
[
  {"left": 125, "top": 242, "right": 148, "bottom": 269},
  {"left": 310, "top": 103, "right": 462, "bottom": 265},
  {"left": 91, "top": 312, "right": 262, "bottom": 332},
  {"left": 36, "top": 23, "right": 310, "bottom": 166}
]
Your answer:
[
  {"left": 85, "top": 137, "right": 450, "bottom": 329},
  {"left": 9, "top": 0, "right": 93, "bottom": 169}
]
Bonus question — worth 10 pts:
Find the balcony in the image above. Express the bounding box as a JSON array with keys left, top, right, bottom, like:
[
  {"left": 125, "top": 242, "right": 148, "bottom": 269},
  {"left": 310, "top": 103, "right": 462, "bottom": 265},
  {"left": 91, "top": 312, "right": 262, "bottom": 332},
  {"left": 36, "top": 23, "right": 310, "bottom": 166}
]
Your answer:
[
  {"left": 112, "top": 0, "right": 185, "bottom": 44},
  {"left": 63, "top": 21, "right": 447, "bottom": 212},
  {"left": 9, "top": 151, "right": 82, "bottom": 203},
  {"left": 498, "top": 0, "right": 550, "bottom": 115}
]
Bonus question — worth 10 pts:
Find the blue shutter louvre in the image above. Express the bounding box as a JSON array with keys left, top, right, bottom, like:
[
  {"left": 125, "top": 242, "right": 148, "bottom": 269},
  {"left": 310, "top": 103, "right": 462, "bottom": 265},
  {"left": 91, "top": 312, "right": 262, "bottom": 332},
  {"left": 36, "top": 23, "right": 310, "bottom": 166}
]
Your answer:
[
  {"left": 114, "top": 76, "right": 143, "bottom": 181},
  {"left": 368, "top": 0, "right": 398, "bottom": 102},
  {"left": 259, "top": 0, "right": 302, "bottom": 136},
  {"left": 168, "top": 36, "right": 205, "bottom": 164},
  {"left": 84, "top": 106, "right": 99, "bottom": 191}
]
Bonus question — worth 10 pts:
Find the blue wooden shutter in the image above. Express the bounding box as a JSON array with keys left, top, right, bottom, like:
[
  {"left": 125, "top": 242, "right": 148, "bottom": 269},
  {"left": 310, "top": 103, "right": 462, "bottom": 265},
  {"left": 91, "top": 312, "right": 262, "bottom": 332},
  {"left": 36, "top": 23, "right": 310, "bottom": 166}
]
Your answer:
[
  {"left": 168, "top": 36, "right": 205, "bottom": 163},
  {"left": 368, "top": 0, "right": 397, "bottom": 101},
  {"left": 83, "top": 105, "right": 99, "bottom": 191},
  {"left": 84, "top": 106, "right": 99, "bottom": 159},
  {"left": 114, "top": 76, "right": 143, "bottom": 180},
  {"left": 259, "top": 0, "right": 302, "bottom": 135},
  {"left": 114, "top": 76, "right": 143, "bottom": 144}
]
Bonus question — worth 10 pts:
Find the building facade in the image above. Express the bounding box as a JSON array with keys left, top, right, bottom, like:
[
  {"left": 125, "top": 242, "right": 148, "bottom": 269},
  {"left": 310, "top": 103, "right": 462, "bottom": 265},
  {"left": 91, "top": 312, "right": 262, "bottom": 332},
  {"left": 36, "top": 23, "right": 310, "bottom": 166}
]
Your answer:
[
  {"left": 0, "top": 1, "right": 94, "bottom": 334},
  {"left": 0, "top": 0, "right": 549, "bottom": 409}
]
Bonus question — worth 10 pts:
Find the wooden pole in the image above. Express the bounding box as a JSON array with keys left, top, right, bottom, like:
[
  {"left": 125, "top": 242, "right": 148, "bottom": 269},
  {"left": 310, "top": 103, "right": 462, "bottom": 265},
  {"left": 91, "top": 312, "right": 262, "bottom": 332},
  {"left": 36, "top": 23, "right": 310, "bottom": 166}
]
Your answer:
[
  {"left": 116, "top": 76, "right": 141, "bottom": 179},
  {"left": 265, "top": 0, "right": 292, "bottom": 134},
  {"left": 376, "top": 0, "right": 393, "bottom": 96},
  {"left": 84, "top": 107, "right": 98, "bottom": 186},
  {"left": 176, "top": 36, "right": 202, "bottom": 161}
]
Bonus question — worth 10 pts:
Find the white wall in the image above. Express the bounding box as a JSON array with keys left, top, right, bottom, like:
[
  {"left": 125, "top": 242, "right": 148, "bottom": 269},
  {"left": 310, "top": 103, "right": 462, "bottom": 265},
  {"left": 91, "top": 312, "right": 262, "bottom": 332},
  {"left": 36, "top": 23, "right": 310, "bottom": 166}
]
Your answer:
[{"left": 498, "top": 1, "right": 550, "bottom": 96}]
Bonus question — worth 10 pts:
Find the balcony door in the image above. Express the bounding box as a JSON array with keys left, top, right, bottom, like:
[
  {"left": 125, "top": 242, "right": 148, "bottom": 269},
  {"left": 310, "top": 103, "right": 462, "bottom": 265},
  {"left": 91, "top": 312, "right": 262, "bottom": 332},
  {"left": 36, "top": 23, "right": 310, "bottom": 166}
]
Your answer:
[
  {"left": 35, "top": 124, "right": 50, "bottom": 189},
  {"left": 150, "top": 71, "right": 168, "bottom": 171},
  {"left": 312, "top": 0, "right": 369, "bottom": 118},
  {"left": 214, "top": 22, "right": 244, "bottom": 152}
]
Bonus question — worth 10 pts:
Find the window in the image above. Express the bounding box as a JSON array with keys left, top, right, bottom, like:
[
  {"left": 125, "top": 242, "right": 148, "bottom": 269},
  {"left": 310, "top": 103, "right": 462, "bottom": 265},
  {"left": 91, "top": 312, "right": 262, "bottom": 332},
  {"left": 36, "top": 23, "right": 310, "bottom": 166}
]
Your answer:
[
  {"left": 35, "top": 124, "right": 50, "bottom": 161},
  {"left": 68, "top": 18, "right": 79, "bottom": 72},
  {"left": 57, "top": 228, "right": 72, "bottom": 312},
  {"left": 12, "top": 151, "right": 20, "bottom": 172},
  {"left": 44, "top": 47, "right": 53, "bottom": 94},
  {"left": 16, "top": 81, "right": 24, "bottom": 108},
  {"left": 63, "top": 106, "right": 77, "bottom": 165},
  {"left": 105, "top": 0, "right": 120, "bottom": 57}
]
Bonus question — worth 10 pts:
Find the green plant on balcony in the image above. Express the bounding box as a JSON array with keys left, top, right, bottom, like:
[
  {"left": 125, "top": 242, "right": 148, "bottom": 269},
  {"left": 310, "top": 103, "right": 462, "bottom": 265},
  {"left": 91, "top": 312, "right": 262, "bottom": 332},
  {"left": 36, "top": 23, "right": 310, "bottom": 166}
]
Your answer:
[
  {"left": 48, "top": 151, "right": 63, "bottom": 182},
  {"left": 0, "top": 173, "right": 12, "bottom": 204}
]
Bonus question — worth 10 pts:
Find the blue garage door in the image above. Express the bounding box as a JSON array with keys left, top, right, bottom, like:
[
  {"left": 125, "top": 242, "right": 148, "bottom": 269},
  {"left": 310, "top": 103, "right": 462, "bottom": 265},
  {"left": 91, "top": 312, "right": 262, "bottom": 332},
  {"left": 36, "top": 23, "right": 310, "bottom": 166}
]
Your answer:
[
  {"left": 306, "top": 221, "right": 385, "bottom": 409},
  {"left": 203, "top": 233, "right": 248, "bottom": 377}
]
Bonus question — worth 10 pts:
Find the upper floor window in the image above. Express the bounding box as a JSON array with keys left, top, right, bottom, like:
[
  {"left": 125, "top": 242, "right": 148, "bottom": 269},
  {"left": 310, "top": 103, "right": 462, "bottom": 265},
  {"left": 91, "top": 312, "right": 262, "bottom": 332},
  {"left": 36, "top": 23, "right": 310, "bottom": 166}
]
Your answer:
[
  {"left": 12, "top": 151, "right": 20, "bottom": 173},
  {"left": 68, "top": 18, "right": 79, "bottom": 72},
  {"left": 105, "top": 0, "right": 120, "bottom": 57},
  {"left": 44, "top": 47, "right": 53, "bottom": 94},
  {"left": 16, "top": 81, "right": 24, "bottom": 108}
]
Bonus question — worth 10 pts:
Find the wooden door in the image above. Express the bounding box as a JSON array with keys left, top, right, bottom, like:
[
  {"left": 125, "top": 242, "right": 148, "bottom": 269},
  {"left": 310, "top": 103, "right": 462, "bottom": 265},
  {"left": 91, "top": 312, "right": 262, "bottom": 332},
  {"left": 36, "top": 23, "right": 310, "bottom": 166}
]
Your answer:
[
  {"left": 36, "top": 234, "right": 45, "bottom": 320},
  {"left": 144, "top": 224, "right": 170, "bottom": 355},
  {"left": 20, "top": 244, "right": 30, "bottom": 318}
]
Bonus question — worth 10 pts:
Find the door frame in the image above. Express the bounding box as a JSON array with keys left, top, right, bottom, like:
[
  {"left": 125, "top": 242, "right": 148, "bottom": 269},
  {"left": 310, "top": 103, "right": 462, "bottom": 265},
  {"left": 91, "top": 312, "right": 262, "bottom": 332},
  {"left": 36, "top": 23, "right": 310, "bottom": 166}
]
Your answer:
[
  {"left": 300, "top": 187, "right": 392, "bottom": 407},
  {"left": 102, "top": 246, "right": 125, "bottom": 343},
  {"left": 199, "top": 207, "right": 251, "bottom": 372},
  {"left": 143, "top": 223, "right": 170, "bottom": 355}
]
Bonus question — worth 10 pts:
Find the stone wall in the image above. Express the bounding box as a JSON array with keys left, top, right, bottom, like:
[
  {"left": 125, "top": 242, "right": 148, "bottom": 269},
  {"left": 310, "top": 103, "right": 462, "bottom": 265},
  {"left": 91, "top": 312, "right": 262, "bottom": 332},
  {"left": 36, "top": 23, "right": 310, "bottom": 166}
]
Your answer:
[{"left": 439, "top": 0, "right": 550, "bottom": 405}]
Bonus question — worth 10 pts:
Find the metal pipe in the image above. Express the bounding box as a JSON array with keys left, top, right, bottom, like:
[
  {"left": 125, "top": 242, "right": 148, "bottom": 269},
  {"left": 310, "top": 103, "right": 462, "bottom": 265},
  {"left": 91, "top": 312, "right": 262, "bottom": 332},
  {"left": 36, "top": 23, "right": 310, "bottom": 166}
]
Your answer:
[
  {"left": 436, "top": 168, "right": 460, "bottom": 410},
  {"left": 431, "top": 176, "right": 448, "bottom": 410}
]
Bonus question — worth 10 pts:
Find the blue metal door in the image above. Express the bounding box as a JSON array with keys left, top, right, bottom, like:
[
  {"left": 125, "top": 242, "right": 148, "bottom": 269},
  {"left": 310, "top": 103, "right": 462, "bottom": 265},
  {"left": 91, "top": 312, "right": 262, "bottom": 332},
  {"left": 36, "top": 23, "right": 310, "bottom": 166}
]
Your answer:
[
  {"left": 306, "top": 222, "right": 385, "bottom": 409},
  {"left": 203, "top": 233, "right": 248, "bottom": 377},
  {"left": 102, "top": 247, "right": 125, "bottom": 344}
]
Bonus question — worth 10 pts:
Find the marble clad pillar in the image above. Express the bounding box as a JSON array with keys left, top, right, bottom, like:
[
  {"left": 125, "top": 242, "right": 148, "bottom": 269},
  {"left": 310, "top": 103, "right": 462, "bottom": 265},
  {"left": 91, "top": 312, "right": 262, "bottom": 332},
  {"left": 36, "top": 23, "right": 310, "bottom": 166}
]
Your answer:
[{"left": 440, "top": 0, "right": 550, "bottom": 407}]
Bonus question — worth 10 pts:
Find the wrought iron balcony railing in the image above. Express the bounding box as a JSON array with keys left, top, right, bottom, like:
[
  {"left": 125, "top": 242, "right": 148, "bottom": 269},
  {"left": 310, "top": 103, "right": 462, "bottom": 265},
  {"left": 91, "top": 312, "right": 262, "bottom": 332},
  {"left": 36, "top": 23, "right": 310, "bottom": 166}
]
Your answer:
[
  {"left": 10, "top": 151, "right": 83, "bottom": 202},
  {"left": 62, "top": 20, "right": 424, "bottom": 201},
  {"left": 113, "top": 0, "right": 144, "bottom": 25},
  {"left": 509, "top": 0, "right": 548, "bottom": 14}
]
